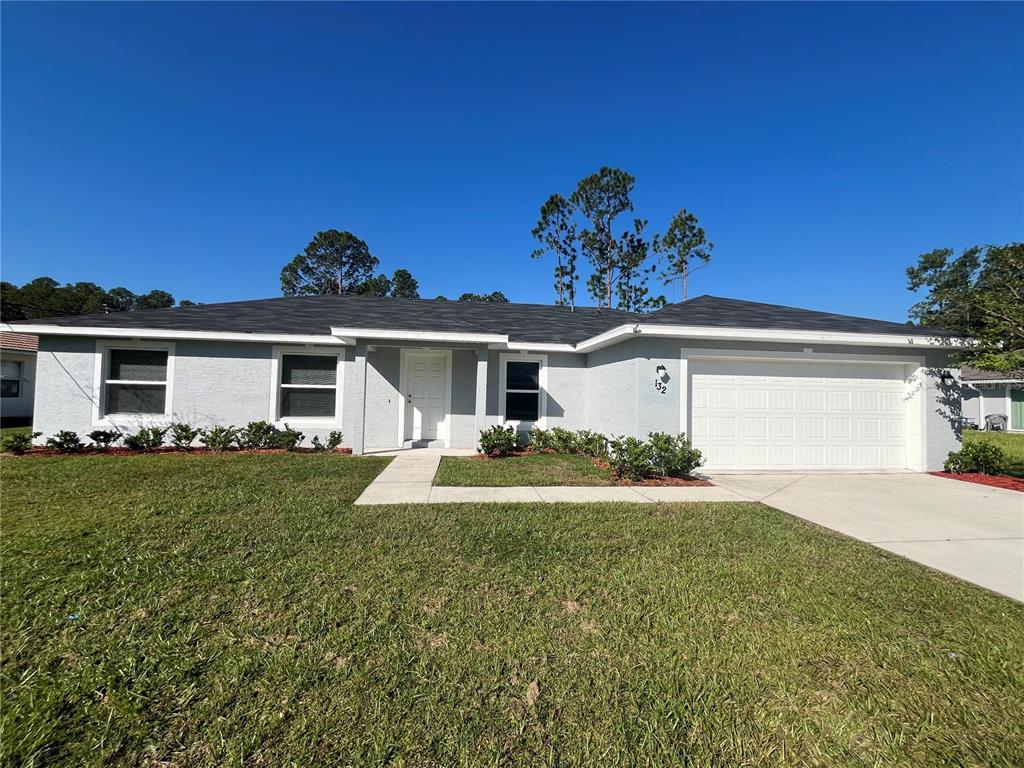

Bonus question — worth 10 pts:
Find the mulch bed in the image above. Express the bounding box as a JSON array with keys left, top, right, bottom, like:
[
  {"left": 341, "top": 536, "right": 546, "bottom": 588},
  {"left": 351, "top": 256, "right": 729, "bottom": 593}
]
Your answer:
[
  {"left": 473, "top": 449, "right": 713, "bottom": 487},
  {"left": 929, "top": 471, "right": 1024, "bottom": 493},
  {"left": 1, "top": 447, "right": 353, "bottom": 459}
]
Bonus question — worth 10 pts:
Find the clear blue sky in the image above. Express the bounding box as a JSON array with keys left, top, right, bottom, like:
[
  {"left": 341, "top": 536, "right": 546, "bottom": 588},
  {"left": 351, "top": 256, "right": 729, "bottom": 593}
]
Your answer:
[{"left": 2, "top": 2, "right": 1021, "bottom": 321}]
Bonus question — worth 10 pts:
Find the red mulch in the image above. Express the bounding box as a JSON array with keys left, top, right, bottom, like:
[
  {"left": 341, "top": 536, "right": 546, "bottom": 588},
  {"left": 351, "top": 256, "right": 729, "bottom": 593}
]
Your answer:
[
  {"left": 0, "top": 447, "right": 353, "bottom": 459},
  {"left": 929, "top": 471, "right": 1024, "bottom": 493},
  {"left": 474, "top": 449, "right": 712, "bottom": 487}
]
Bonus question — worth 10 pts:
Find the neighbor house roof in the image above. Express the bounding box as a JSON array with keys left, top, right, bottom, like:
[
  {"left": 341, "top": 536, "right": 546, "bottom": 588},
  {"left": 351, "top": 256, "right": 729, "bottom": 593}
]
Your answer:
[
  {"left": 0, "top": 332, "right": 38, "bottom": 353},
  {"left": 3, "top": 294, "right": 959, "bottom": 347},
  {"left": 961, "top": 365, "right": 1023, "bottom": 383}
]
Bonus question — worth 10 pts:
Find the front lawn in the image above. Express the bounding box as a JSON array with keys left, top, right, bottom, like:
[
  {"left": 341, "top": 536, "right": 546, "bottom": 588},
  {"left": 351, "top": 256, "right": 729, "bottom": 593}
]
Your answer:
[
  {"left": 2, "top": 455, "right": 1023, "bottom": 766},
  {"left": 963, "top": 429, "right": 1024, "bottom": 476},
  {"left": 435, "top": 452, "right": 615, "bottom": 486}
]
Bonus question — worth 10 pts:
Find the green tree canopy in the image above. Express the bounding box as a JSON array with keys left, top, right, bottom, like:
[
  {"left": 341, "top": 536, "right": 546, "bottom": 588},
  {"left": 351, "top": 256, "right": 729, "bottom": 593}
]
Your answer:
[
  {"left": 907, "top": 243, "right": 1024, "bottom": 373},
  {"left": 0, "top": 277, "right": 191, "bottom": 321},
  {"left": 390, "top": 269, "right": 420, "bottom": 299},
  {"left": 280, "top": 230, "right": 379, "bottom": 296},
  {"left": 656, "top": 209, "right": 714, "bottom": 302},
  {"left": 458, "top": 291, "right": 509, "bottom": 303}
]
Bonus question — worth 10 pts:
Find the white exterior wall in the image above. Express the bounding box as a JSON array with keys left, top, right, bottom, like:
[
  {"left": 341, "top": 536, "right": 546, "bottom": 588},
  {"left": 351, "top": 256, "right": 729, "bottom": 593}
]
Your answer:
[{"left": 31, "top": 332, "right": 962, "bottom": 469}]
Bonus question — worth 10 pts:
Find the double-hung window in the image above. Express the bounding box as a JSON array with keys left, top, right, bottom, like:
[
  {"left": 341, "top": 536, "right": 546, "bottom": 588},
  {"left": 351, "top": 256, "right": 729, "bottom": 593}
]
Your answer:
[
  {"left": 501, "top": 355, "right": 545, "bottom": 424},
  {"left": 278, "top": 353, "right": 340, "bottom": 420},
  {"left": 103, "top": 348, "right": 170, "bottom": 415},
  {"left": 1, "top": 360, "right": 22, "bottom": 398}
]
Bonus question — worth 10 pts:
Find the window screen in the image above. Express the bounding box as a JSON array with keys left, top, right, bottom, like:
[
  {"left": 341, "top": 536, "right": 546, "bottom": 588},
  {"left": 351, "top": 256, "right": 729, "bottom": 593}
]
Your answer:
[
  {"left": 109, "top": 349, "right": 168, "bottom": 381},
  {"left": 504, "top": 360, "right": 541, "bottom": 422},
  {"left": 104, "top": 349, "right": 168, "bottom": 415},
  {"left": 280, "top": 354, "right": 338, "bottom": 419}
]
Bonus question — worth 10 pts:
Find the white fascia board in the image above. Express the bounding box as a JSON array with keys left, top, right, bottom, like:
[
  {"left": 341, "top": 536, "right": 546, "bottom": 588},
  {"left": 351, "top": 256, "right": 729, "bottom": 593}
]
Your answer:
[
  {"left": 573, "top": 323, "right": 969, "bottom": 353},
  {"left": 331, "top": 327, "right": 508, "bottom": 345},
  {"left": 4, "top": 323, "right": 346, "bottom": 345},
  {"left": 964, "top": 378, "right": 1022, "bottom": 385},
  {"left": 505, "top": 342, "right": 577, "bottom": 352}
]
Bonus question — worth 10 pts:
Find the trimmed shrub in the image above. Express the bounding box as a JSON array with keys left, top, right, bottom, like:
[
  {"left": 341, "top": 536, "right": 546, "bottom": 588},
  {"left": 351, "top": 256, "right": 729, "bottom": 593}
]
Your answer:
[
  {"left": 944, "top": 441, "right": 1008, "bottom": 475},
  {"left": 311, "top": 431, "right": 344, "bottom": 452},
  {"left": 169, "top": 423, "right": 201, "bottom": 451},
  {"left": 88, "top": 429, "right": 121, "bottom": 448},
  {"left": 527, "top": 427, "right": 552, "bottom": 451},
  {"left": 575, "top": 430, "right": 610, "bottom": 459},
  {"left": 3, "top": 431, "right": 41, "bottom": 455},
  {"left": 648, "top": 432, "right": 704, "bottom": 478},
  {"left": 238, "top": 420, "right": 278, "bottom": 450},
  {"left": 201, "top": 426, "right": 239, "bottom": 452},
  {"left": 479, "top": 425, "right": 518, "bottom": 457},
  {"left": 123, "top": 426, "right": 168, "bottom": 452},
  {"left": 271, "top": 424, "right": 305, "bottom": 451},
  {"left": 46, "top": 430, "right": 84, "bottom": 454},
  {"left": 547, "top": 427, "right": 579, "bottom": 454},
  {"left": 608, "top": 436, "right": 656, "bottom": 481}
]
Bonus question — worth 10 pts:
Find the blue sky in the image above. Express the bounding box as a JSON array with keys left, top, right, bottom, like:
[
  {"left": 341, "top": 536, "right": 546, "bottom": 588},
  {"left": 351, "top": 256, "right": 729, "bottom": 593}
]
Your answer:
[{"left": 2, "top": 2, "right": 1021, "bottom": 321}]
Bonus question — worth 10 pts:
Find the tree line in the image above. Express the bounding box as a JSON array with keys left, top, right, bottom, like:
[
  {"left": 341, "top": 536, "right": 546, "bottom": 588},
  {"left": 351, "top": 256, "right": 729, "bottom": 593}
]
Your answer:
[
  {"left": 0, "top": 277, "right": 194, "bottom": 322},
  {"left": 531, "top": 166, "right": 714, "bottom": 311}
]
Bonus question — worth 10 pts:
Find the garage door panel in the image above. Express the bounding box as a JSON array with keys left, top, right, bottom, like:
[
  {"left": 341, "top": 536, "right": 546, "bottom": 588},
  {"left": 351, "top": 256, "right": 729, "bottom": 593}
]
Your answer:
[{"left": 691, "top": 360, "right": 908, "bottom": 471}]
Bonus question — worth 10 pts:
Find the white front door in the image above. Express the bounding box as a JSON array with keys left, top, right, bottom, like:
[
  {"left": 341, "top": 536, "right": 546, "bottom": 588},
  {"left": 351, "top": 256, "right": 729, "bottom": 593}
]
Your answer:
[{"left": 405, "top": 353, "right": 447, "bottom": 441}]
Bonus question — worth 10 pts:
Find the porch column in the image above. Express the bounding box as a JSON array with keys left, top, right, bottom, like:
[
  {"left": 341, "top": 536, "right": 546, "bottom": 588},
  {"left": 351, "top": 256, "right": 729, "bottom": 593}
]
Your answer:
[
  {"left": 344, "top": 342, "right": 368, "bottom": 455},
  {"left": 474, "top": 349, "right": 488, "bottom": 445}
]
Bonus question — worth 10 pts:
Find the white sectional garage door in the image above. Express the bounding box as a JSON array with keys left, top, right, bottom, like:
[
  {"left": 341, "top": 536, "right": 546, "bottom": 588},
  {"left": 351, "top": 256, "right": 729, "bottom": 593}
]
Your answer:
[{"left": 690, "top": 360, "right": 908, "bottom": 471}]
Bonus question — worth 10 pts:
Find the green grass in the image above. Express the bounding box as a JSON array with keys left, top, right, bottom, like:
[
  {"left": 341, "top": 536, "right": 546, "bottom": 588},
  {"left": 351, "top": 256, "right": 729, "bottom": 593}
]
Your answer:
[
  {"left": 963, "top": 430, "right": 1024, "bottom": 476},
  {"left": 435, "top": 452, "right": 615, "bottom": 486},
  {"left": 0, "top": 425, "right": 31, "bottom": 441},
  {"left": 2, "top": 455, "right": 1023, "bottom": 767}
]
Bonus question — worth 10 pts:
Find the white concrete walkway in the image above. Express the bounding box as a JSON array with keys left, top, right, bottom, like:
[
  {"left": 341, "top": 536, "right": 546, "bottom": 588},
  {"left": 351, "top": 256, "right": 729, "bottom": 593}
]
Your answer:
[{"left": 353, "top": 448, "right": 745, "bottom": 505}]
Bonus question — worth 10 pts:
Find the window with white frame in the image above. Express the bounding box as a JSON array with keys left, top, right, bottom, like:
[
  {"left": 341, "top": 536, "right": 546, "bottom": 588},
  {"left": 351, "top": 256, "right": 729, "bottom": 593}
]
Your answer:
[
  {"left": 279, "top": 354, "right": 338, "bottom": 419},
  {"left": 503, "top": 359, "right": 542, "bottom": 422},
  {"left": 103, "top": 348, "right": 170, "bottom": 415},
  {"left": 1, "top": 360, "right": 22, "bottom": 398}
]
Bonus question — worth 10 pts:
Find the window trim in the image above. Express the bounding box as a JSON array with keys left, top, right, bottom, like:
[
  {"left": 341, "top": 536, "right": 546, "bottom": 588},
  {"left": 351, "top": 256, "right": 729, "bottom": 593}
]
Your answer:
[
  {"left": 1, "top": 359, "right": 23, "bottom": 398},
  {"left": 498, "top": 352, "right": 547, "bottom": 428},
  {"left": 269, "top": 346, "right": 344, "bottom": 427},
  {"left": 92, "top": 340, "right": 176, "bottom": 427}
]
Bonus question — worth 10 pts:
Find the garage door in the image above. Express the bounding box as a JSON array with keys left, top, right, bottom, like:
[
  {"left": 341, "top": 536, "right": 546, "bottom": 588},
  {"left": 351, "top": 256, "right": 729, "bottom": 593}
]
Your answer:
[{"left": 690, "top": 359, "right": 908, "bottom": 471}]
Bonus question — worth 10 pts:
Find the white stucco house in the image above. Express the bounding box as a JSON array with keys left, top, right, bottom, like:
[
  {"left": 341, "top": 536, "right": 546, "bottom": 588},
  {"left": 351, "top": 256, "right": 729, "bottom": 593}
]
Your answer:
[
  {"left": 4, "top": 294, "right": 968, "bottom": 471},
  {"left": 961, "top": 366, "right": 1024, "bottom": 431},
  {"left": 0, "top": 331, "right": 37, "bottom": 425}
]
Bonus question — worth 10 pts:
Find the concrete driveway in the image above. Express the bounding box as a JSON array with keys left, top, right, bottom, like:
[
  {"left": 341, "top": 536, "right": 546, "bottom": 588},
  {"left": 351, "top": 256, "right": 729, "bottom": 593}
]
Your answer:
[{"left": 711, "top": 473, "right": 1024, "bottom": 602}]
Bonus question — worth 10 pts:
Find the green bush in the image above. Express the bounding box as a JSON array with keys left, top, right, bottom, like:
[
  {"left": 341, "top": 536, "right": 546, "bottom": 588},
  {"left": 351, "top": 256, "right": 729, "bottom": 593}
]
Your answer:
[
  {"left": 87, "top": 429, "right": 121, "bottom": 448},
  {"left": 201, "top": 426, "right": 239, "bottom": 452},
  {"left": 546, "top": 427, "right": 578, "bottom": 454},
  {"left": 608, "top": 436, "right": 656, "bottom": 481},
  {"left": 311, "top": 430, "right": 344, "bottom": 452},
  {"left": 3, "top": 431, "right": 41, "bottom": 455},
  {"left": 527, "top": 427, "right": 552, "bottom": 451},
  {"left": 648, "top": 432, "right": 704, "bottom": 478},
  {"left": 123, "top": 426, "right": 168, "bottom": 452},
  {"left": 45, "top": 431, "right": 84, "bottom": 454},
  {"left": 271, "top": 424, "right": 305, "bottom": 451},
  {"left": 575, "top": 430, "right": 610, "bottom": 459},
  {"left": 169, "top": 423, "right": 201, "bottom": 450},
  {"left": 944, "top": 441, "right": 1008, "bottom": 475},
  {"left": 479, "top": 425, "right": 518, "bottom": 457},
  {"left": 238, "top": 420, "right": 278, "bottom": 449}
]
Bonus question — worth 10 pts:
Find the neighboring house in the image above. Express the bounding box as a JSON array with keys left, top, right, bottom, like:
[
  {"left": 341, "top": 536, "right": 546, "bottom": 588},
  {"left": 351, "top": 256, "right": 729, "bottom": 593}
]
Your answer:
[
  {"left": 0, "top": 332, "right": 38, "bottom": 425},
  {"left": 4, "top": 294, "right": 967, "bottom": 471},
  {"left": 961, "top": 366, "right": 1024, "bottom": 431}
]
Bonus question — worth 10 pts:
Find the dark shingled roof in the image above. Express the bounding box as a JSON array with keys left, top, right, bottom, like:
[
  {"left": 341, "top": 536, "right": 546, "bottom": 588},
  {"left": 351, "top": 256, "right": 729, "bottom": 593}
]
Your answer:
[
  {"left": 961, "top": 365, "right": 1023, "bottom": 382},
  {"left": 644, "top": 295, "right": 960, "bottom": 337},
  {"left": 9, "top": 294, "right": 956, "bottom": 345}
]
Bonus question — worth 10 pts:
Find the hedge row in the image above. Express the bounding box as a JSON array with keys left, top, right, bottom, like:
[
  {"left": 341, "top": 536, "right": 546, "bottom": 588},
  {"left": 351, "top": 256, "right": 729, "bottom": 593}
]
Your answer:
[
  {"left": 1, "top": 422, "right": 344, "bottom": 456},
  {"left": 477, "top": 425, "right": 704, "bottom": 481}
]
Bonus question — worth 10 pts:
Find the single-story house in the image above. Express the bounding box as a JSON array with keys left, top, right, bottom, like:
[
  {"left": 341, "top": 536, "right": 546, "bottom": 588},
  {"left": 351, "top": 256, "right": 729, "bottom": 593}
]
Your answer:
[
  {"left": 4, "top": 294, "right": 967, "bottom": 471},
  {"left": 0, "top": 331, "right": 38, "bottom": 425},
  {"left": 961, "top": 366, "right": 1023, "bottom": 431}
]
